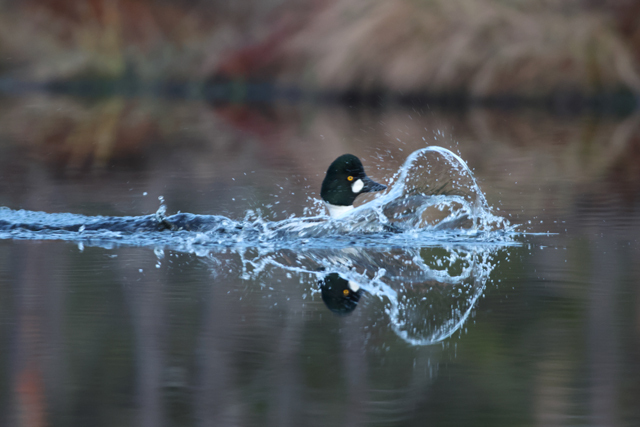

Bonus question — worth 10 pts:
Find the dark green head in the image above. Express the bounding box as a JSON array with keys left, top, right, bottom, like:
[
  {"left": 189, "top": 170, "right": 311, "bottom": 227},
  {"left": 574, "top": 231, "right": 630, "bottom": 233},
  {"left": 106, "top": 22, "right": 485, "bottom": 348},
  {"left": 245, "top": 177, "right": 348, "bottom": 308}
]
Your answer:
[
  {"left": 320, "top": 273, "right": 363, "bottom": 315},
  {"left": 320, "top": 154, "right": 386, "bottom": 208}
]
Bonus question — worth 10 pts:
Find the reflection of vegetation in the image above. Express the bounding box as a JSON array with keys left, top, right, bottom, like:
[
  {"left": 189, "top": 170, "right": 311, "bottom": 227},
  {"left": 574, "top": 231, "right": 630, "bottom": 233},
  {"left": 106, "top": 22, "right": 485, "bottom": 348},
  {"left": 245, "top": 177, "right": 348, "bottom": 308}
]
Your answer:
[
  {"left": 2, "top": 94, "right": 640, "bottom": 214},
  {"left": 2, "top": 236, "right": 639, "bottom": 425},
  {"left": 0, "top": 96, "right": 200, "bottom": 173}
]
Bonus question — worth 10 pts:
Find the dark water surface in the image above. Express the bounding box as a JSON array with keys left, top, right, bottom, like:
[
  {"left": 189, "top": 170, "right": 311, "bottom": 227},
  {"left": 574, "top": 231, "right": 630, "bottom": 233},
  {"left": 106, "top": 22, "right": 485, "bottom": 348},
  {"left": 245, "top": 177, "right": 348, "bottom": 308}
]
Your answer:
[{"left": 1, "top": 94, "right": 640, "bottom": 426}]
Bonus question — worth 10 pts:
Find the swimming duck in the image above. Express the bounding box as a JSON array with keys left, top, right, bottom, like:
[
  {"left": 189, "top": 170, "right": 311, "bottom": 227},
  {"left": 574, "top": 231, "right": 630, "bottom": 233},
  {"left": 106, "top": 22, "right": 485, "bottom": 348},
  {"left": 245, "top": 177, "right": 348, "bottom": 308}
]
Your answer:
[
  {"left": 321, "top": 154, "right": 387, "bottom": 218},
  {"left": 156, "top": 153, "right": 387, "bottom": 230}
]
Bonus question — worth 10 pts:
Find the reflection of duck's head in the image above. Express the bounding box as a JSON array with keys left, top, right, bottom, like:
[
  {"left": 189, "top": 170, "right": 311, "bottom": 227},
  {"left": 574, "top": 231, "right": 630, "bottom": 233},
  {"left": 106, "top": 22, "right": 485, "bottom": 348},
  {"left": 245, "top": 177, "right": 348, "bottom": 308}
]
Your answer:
[
  {"left": 321, "top": 154, "right": 386, "bottom": 218},
  {"left": 320, "top": 273, "right": 363, "bottom": 315}
]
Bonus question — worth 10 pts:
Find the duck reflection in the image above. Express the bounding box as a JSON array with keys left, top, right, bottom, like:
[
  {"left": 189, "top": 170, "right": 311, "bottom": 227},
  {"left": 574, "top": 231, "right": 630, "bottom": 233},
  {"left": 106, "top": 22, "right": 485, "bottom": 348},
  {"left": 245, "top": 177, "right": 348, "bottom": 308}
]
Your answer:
[
  {"left": 233, "top": 244, "right": 501, "bottom": 345},
  {"left": 319, "top": 273, "right": 363, "bottom": 315}
]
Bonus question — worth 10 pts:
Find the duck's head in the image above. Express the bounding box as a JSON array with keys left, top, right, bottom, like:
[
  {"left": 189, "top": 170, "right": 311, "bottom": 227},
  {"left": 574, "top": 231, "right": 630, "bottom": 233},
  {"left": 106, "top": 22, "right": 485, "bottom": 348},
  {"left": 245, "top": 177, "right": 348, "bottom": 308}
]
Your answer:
[
  {"left": 320, "top": 273, "right": 363, "bottom": 315},
  {"left": 321, "top": 154, "right": 386, "bottom": 218}
]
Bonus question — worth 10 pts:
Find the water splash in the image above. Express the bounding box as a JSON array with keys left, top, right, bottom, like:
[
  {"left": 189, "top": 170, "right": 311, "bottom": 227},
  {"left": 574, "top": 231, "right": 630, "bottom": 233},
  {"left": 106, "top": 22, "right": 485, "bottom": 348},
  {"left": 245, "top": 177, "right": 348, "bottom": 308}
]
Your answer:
[
  {"left": 0, "top": 146, "right": 519, "bottom": 346},
  {"left": 0, "top": 147, "right": 516, "bottom": 249},
  {"left": 351, "top": 146, "right": 509, "bottom": 232},
  {"left": 208, "top": 244, "right": 501, "bottom": 346}
]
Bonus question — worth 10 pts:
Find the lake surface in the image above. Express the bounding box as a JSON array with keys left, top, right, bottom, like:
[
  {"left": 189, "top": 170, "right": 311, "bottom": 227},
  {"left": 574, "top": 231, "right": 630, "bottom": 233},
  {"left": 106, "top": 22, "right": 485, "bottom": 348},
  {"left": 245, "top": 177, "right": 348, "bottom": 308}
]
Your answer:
[{"left": 0, "top": 93, "right": 639, "bottom": 426}]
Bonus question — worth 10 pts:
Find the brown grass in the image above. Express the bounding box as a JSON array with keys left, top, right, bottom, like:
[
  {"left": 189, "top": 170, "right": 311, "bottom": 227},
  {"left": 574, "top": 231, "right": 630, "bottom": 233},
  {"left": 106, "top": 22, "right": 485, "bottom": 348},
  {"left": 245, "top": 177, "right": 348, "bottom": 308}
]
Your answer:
[
  {"left": 278, "top": 0, "right": 640, "bottom": 96},
  {"left": 0, "top": 0, "right": 639, "bottom": 96},
  {"left": 0, "top": 0, "right": 286, "bottom": 81}
]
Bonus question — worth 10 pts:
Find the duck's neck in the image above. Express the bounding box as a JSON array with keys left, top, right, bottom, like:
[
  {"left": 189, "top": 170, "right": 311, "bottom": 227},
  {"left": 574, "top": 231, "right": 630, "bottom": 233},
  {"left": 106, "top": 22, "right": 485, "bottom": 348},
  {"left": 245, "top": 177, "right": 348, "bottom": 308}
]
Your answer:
[{"left": 324, "top": 202, "right": 354, "bottom": 218}]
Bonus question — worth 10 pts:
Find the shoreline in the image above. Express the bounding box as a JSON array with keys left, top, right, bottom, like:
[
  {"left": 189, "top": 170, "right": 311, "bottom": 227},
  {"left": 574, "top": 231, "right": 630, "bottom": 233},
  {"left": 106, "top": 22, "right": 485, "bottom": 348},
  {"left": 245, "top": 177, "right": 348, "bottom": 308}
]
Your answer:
[{"left": 1, "top": 77, "right": 637, "bottom": 116}]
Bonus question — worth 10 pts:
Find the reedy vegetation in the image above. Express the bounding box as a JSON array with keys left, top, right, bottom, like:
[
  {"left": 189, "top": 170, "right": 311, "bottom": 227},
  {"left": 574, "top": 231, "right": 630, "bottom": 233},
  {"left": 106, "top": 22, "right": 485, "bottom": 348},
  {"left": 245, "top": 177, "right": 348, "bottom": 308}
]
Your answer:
[{"left": 0, "top": 0, "right": 638, "bottom": 96}]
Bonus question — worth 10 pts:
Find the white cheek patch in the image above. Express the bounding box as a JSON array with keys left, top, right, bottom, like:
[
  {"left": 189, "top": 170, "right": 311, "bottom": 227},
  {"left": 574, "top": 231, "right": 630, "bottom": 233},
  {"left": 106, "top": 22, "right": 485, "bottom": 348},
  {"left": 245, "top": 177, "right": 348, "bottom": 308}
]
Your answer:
[
  {"left": 347, "top": 280, "right": 360, "bottom": 292},
  {"left": 351, "top": 179, "right": 364, "bottom": 193}
]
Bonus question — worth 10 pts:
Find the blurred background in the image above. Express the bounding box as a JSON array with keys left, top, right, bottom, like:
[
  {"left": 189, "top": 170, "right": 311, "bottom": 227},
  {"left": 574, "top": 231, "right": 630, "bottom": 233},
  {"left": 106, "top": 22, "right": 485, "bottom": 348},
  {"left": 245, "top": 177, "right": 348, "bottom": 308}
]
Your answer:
[
  {"left": 1, "top": 0, "right": 640, "bottom": 209},
  {"left": 1, "top": 1, "right": 640, "bottom": 426}
]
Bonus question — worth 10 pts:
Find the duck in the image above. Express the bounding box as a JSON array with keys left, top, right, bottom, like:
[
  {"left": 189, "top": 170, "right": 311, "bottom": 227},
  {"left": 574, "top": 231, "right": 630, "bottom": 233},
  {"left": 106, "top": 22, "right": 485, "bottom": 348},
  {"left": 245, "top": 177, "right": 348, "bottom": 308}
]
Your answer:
[
  {"left": 320, "top": 273, "right": 363, "bottom": 315},
  {"left": 156, "top": 153, "right": 387, "bottom": 231},
  {"left": 321, "top": 154, "right": 387, "bottom": 218}
]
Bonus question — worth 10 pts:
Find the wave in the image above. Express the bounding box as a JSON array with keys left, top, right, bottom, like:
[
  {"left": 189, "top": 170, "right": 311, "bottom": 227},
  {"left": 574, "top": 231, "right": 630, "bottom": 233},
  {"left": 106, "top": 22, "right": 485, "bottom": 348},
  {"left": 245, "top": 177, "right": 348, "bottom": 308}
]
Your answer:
[
  {"left": 0, "top": 147, "right": 518, "bottom": 250},
  {"left": 205, "top": 243, "right": 503, "bottom": 346},
  {"left": 0, "top": 147, "right": 522, "bottom": 345}
]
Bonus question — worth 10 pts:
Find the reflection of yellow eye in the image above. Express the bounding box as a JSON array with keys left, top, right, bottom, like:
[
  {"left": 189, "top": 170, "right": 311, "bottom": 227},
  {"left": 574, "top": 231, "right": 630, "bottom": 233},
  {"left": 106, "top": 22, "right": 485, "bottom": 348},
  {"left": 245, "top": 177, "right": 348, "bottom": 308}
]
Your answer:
[
  {"left": 343, "top": 289, "right": 350, "bottom": 296},
  {"left": 347, "top": 176, "right": 354, "bottom": 181}
]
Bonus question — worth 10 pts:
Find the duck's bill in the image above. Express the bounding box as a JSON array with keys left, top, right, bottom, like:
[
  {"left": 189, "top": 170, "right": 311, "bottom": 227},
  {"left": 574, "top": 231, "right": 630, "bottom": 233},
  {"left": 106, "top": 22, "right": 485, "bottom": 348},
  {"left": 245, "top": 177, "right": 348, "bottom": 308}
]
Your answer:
[{"left": 362, "top": 176, "right": 387, "bottom": 193}]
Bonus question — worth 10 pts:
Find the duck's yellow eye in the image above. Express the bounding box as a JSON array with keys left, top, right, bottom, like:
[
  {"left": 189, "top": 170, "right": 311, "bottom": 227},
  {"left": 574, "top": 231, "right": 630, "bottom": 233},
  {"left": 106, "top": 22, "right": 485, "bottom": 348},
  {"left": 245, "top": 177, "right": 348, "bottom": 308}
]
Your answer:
[
  {"left": 343, "top": 289, "right": 350, "bottom": 296},
  {"left": 347, "top": 176, "right": 354, "bottom": 181}
]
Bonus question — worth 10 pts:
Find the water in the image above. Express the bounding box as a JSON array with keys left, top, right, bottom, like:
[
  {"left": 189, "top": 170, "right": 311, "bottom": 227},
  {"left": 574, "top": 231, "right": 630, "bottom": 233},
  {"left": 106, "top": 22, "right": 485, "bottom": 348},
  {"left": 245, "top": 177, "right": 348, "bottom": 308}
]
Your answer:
[{"left": 1, "top": 94, "right": 639, "bottom": 426}]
